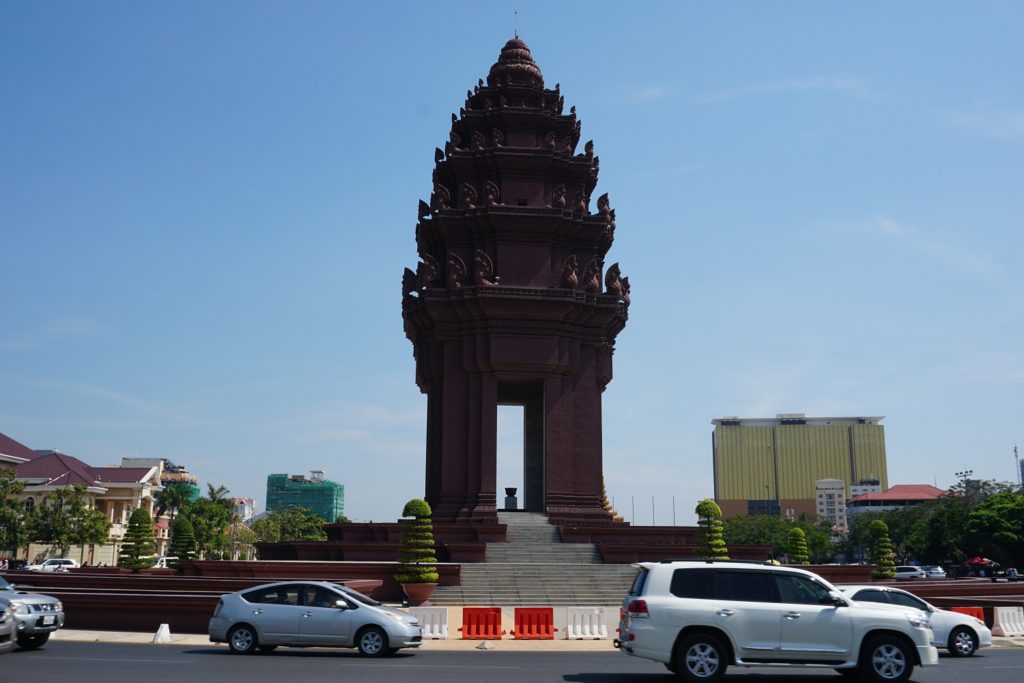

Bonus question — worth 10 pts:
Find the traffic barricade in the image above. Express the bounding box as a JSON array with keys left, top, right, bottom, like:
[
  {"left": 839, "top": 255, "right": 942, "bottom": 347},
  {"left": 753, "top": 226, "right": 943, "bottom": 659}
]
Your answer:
[
  {"left": 511, "top": 607, "right": 556, "bottom": 640},
  {"left": 410, "top": 606, "right": 448, "bottom": 639},
  {"left": 992, "top": 606, "right": 1024, "bottom": 637},
  {"left": 949, "top": 606, "right": 985, "bottom": 622},
  {"left": 459, "top": 607, "right": 505, "bottom": 640},
  {"left": 566, "top": 607, "right": 609, "bottom": 639}
]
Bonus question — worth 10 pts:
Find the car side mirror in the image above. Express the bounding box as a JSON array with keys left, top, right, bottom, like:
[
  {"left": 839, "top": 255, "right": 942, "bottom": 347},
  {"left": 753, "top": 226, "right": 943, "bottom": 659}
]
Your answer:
[
  {"left": 334, "top": 600, "right": 350, "bottom": 609},
  {"left": 828, "top": 591, "right": 847, "bottom": 607}
]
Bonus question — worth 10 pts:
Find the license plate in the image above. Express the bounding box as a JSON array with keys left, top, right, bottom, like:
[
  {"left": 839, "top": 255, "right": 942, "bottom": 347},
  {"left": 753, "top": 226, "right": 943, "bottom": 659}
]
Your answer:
[{"left": 42, "top": 616, "right": 55, "bottom": 625}]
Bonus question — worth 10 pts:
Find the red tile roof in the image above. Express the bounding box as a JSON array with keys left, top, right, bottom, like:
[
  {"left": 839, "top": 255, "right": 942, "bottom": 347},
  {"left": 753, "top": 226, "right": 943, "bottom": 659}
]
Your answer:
[
  {"left": 849, "top": 484, "right": 946, "bottom": 503},
  {"left": 16, "top": 452, "right": 101, "bottom": 487},
  {"left": 0, "top": 432, "right": 38, "bottom": 461},
  {"left": 93, "top": 467, "right": 153, "bottom": 483}
]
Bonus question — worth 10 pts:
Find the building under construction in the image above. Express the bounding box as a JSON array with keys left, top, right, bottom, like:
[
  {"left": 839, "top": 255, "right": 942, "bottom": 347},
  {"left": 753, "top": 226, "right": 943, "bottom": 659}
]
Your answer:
[{"left": 265, "top": 470, "right": 345, "bottom": 522}]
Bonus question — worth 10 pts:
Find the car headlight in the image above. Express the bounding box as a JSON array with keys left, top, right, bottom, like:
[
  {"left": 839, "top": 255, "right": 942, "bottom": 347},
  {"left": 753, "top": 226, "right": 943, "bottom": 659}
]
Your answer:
[
  {"left": 972, "top": 618, "right": 985, "bottom": 628},
  {"left": 9, "top": 600, "right": 30, "bottom": 615},
  {"left": 905, "top": 613, "right": 931, "bottom": 629}
]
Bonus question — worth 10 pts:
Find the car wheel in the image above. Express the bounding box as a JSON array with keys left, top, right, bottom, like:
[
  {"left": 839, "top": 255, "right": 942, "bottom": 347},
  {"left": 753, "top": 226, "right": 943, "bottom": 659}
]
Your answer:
[
  {"left": 228, "top": 625, "right": 258, "bottom": 654},
  {"left": 356, "top": 626, "right": 388, "bottom": 657},
  {"left": 673, "top": 633, "right": 728, "bottom": 682},
  {"left": 258, "top": 645, "right": 278, "bottom": 653},
  {"left": 860, "top": 635, "right": 913, "bottom": 683},
  {"left": 948, "top": 627, "right": 978, "bottom": 657},
  {"left": 16, "top": 633, "right": 50, "bottom": 650}
]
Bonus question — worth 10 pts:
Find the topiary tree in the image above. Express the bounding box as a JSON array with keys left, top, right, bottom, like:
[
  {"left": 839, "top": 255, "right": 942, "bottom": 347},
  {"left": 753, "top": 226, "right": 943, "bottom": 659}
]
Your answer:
[
  {"left": 695, "top": 498, "right": 730, "bottom": 560},
  {"left": 869, "top": 519, "right": 896, "bottom": 579},
  {"left": 395, "top": 498, "right": 439, "bottom": 584},
  {"left": 168, "top": 515, "right": 197, "bottom": 567},
  {"left": 119, "top": 508, "right": 156, "bottom": 571},
  {"left": 787, "top": 526, "right": 809, "bottom": 564}
]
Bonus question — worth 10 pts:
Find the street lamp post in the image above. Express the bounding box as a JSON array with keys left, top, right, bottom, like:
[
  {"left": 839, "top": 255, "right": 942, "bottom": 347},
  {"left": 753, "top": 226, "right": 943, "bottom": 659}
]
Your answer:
[
  {"left": 765, "top": 484, "right": 775, "bottom": 558},
  {"left": 955, "top": 469, "right": 974, "bottom": 505}
]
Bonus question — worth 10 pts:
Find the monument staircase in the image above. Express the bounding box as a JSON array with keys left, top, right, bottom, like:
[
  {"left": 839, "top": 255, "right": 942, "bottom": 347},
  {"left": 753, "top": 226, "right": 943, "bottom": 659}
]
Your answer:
[{"left": 429, "top": 512, "right": 637, "bottom": 606}]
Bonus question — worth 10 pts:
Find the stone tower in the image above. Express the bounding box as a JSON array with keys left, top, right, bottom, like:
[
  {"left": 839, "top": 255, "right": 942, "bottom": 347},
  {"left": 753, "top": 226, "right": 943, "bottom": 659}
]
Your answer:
[{"left": 402, "top": 38, "right": 630, "bottom": 525}]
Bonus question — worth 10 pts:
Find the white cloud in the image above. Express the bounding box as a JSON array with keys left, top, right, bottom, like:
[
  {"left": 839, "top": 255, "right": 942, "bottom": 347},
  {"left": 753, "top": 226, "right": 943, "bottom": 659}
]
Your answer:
[
  {"left": 695, "top": 77, "right": 871, "bottom": 104},
  {"left": 943, "top": 105, "right": 1024, "bottom": 143},
  {"left": 823, "top": 215, "right": 1005, "bottom": 281},
  {"left": 628, "top": 84, "right": 670, "bottom": 103},
  {"left": 1, "top": 315, "right": 111, "bottom": 350}
]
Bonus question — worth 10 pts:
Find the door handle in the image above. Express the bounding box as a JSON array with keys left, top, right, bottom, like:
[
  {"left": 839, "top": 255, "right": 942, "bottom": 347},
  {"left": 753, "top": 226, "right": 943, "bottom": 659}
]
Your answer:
[
  {"left": 303, "top": 612, "right": 312, "bottom": 618},
  {"left": 715, "top": 609, "right": 735, "bottom": 617},
  {"left": 785, "top": 612, "right": 801, "bottom": 620},
  {"left": 251, "top": 609, "right": 262, "bottom": 615}
]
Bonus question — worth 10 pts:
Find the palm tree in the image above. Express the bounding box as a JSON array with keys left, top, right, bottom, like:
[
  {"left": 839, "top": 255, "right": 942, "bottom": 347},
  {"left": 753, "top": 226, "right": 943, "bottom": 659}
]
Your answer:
[
  {"left": 206, "top": 483, "right": 230, "bottom": 503},
  {"left": 154, "top": 482, "right": 191, "bottom": 522}
]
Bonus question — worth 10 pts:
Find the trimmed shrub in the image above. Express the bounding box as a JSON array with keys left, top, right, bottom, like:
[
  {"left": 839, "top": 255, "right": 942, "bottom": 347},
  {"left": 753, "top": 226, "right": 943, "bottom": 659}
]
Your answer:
[
  {"left": 168, "top": 516, "right": 197, "bottom": 567},
  {"left": 869, "top": 519, "right": 897, "bottom": 579},
  {"left": 119, "top": 508, "right": 156, "bottom": 572},
  {"left": 395, "top": 498, "right": 439, "bottom": 584},
  {"left": 787, "top": 527, "right": 809, "bottom": 564},
  {"left": 695, "top": 498, "right": 730, "bottom": 560}
]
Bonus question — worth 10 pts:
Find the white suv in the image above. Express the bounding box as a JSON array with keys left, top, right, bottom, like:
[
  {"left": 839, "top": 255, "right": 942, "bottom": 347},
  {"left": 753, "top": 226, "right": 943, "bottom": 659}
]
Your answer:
[
  {"left": 616, "top": 560, "right": 938, "bottom": 683},
  {"left": 26, "top": 559, "right": 78, "bottom": 572}
]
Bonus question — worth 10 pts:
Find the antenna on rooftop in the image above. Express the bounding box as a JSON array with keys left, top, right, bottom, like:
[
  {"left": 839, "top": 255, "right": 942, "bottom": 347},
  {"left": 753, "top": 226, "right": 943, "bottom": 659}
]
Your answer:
[{"left": 514, "top": 10, "right": 518, "bottom": 38}]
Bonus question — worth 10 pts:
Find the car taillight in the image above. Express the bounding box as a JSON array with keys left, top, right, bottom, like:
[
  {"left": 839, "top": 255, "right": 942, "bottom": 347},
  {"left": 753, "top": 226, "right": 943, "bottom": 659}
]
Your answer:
[
  {"left": 628, "top": 599, "right": 649, "bottom": 618},
  {"left": 213, "top": 599, "right": 223, "bottom": 617}
]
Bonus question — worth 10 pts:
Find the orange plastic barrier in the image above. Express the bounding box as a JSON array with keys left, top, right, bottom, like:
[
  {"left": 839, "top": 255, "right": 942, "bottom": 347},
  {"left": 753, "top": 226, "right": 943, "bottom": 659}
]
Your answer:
[
  {"left": 949, "top": 606, "right": 985, "bottom": 622},
  {"left": 511, "top": 607, "right": 557, "bottom": 640},
  {"left": 459, "top": 607, "right": 506, "bottom": 640}
]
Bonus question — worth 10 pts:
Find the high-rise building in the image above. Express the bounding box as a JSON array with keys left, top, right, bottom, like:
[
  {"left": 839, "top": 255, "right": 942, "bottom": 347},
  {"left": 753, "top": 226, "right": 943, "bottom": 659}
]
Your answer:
[
  {"left": 712, "top": 414, "right": 888, "bottom": 519},
  {"left": 266, "top": 471, "right": 344, "bottom": 522},
  {"left": 815, "top": 479, "right": 847, "bottom": 530}
]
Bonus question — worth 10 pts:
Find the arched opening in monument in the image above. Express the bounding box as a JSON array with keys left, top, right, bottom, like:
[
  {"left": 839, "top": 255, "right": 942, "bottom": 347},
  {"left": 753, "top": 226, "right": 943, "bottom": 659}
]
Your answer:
[{"left": 497, "top": 381, "right": 545, "bottom": 513}]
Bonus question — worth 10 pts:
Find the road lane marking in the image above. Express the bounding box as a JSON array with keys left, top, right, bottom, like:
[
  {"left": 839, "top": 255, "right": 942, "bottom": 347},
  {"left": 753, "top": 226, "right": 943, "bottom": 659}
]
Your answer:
[{"left": 35, "top": 656, "right": 194, "bottom": 664}]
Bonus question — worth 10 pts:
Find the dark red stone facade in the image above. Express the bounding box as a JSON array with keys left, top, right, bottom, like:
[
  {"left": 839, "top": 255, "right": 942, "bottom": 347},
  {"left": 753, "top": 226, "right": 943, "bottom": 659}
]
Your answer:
[{"left": 402, "top": 39, "right": 630, "bottom": 525}]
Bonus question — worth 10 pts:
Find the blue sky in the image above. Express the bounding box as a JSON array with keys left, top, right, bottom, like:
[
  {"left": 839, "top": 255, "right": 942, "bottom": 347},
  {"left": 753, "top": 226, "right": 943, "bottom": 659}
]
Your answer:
[{"left": 2, "top": 2, "right": 1021, "bottom": 525}]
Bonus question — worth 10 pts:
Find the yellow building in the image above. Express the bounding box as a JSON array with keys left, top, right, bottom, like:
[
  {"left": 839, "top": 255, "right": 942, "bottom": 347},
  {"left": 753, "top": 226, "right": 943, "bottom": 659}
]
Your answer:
[{"left": 712, "top": 414, "right": 888, "bottom": 520}]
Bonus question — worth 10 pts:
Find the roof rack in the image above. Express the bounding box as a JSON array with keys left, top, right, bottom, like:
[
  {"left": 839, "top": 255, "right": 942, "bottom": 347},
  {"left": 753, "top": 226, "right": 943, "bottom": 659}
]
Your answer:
[{"left": 656, "top": 558, "right": 773, "bottom": 565}]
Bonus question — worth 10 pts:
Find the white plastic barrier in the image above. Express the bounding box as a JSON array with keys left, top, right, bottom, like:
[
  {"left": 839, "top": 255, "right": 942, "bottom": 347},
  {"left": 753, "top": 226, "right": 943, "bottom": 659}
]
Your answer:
[
  {"left": 991, "top": 606, "right": 1024, "bottom": 637},
  {"left": 410, "top": 606, "right": 449, "bottom": 639},
  {"left": 565, "top": 607, "right": 609, "bottom": 639}
]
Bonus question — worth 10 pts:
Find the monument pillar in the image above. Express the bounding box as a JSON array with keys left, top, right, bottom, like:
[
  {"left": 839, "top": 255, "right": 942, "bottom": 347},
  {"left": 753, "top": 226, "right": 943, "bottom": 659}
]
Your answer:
[{"left": 402, "top": 38, "right": 631, "bottom": 525}]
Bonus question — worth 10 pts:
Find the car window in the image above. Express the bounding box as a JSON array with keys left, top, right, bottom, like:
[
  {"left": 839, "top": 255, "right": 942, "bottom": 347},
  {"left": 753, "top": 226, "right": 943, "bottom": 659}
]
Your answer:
[
  {"left": 629, "top": 568, "right": 649, "bottom": 596},
  {"left": 337, "top": 585, "right": 380, "bottom": 607},
  {"left": 716, "top": 570, "right": 777, "bottom": 603},
  {"left": 853, "top": 589, "right": 890, "bottom": 604},
  {"left": 887, "top": 592, "right": 928, "bottom": 610},
  {"left": 242, "top": 585, "right": 302, "bottom": 606},
  {"left": 303, "top": 585, "right": 347, "bottom": 609},
  {"left": 670, "top": 568, "right": 715, "bottom": 599},
  {"left": 774, "top": 574, "right": 832, "bottom": 605}
]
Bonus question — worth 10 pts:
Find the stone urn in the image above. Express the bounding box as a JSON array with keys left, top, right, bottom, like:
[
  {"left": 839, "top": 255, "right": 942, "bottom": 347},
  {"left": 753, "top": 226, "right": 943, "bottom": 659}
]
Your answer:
[{"left": 400, "top": 582, "right": 437, "bottom": 606}]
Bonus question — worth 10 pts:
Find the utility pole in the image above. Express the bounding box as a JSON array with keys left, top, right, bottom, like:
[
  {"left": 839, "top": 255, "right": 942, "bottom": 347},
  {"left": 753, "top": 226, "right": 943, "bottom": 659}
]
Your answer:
[{"left": 1015, "top": 445, "right": 1021, "bottom": 493}]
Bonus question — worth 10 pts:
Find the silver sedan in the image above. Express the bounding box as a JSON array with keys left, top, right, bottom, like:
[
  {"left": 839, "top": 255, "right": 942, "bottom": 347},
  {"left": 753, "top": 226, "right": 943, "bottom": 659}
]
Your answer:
[{"left": 208, "top": 580, "right": 421, "bottom": 656}]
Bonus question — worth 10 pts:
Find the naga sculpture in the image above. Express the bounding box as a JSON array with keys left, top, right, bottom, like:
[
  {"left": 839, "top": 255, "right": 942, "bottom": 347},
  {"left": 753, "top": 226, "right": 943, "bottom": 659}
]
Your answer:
[
  {"left": 474, "top": 249, "right": 498, "bottom": 287},
  {"left": 447, "top": 252, "right": 467, "bottom": 289}
]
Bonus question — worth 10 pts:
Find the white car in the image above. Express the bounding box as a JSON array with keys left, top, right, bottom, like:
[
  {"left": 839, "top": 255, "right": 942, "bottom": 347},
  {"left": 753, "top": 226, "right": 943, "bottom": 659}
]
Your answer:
[
  {"left": 893, "top": 566, "right": 926, "bottom": 580},
  {"left": 25, "top": 559, "right": 78, "bottom": 572},
  {"left": 617, "top": 560, "right": 937, "bottom": 683},
  {"left": 840, "top": 585, "right": 992, "bottom": 656},
  {"left": 923, "top": 565, "right": 947, "bottom": 579}
]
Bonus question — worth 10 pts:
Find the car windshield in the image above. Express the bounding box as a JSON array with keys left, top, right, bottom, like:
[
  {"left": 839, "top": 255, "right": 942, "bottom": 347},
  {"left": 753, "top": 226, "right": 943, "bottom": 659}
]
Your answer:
[
  {"left": 0, "top": 577, "right": 12, "bottom": 590},
  {"left": 336, "top": 585, "right": 381, "bottom": 607}
]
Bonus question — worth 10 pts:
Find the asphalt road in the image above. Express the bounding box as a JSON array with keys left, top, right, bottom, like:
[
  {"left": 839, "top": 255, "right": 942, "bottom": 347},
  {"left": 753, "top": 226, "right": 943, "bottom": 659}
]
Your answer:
[{"left": 2, "top": 641, "right": 1024, "bottom": 682}]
